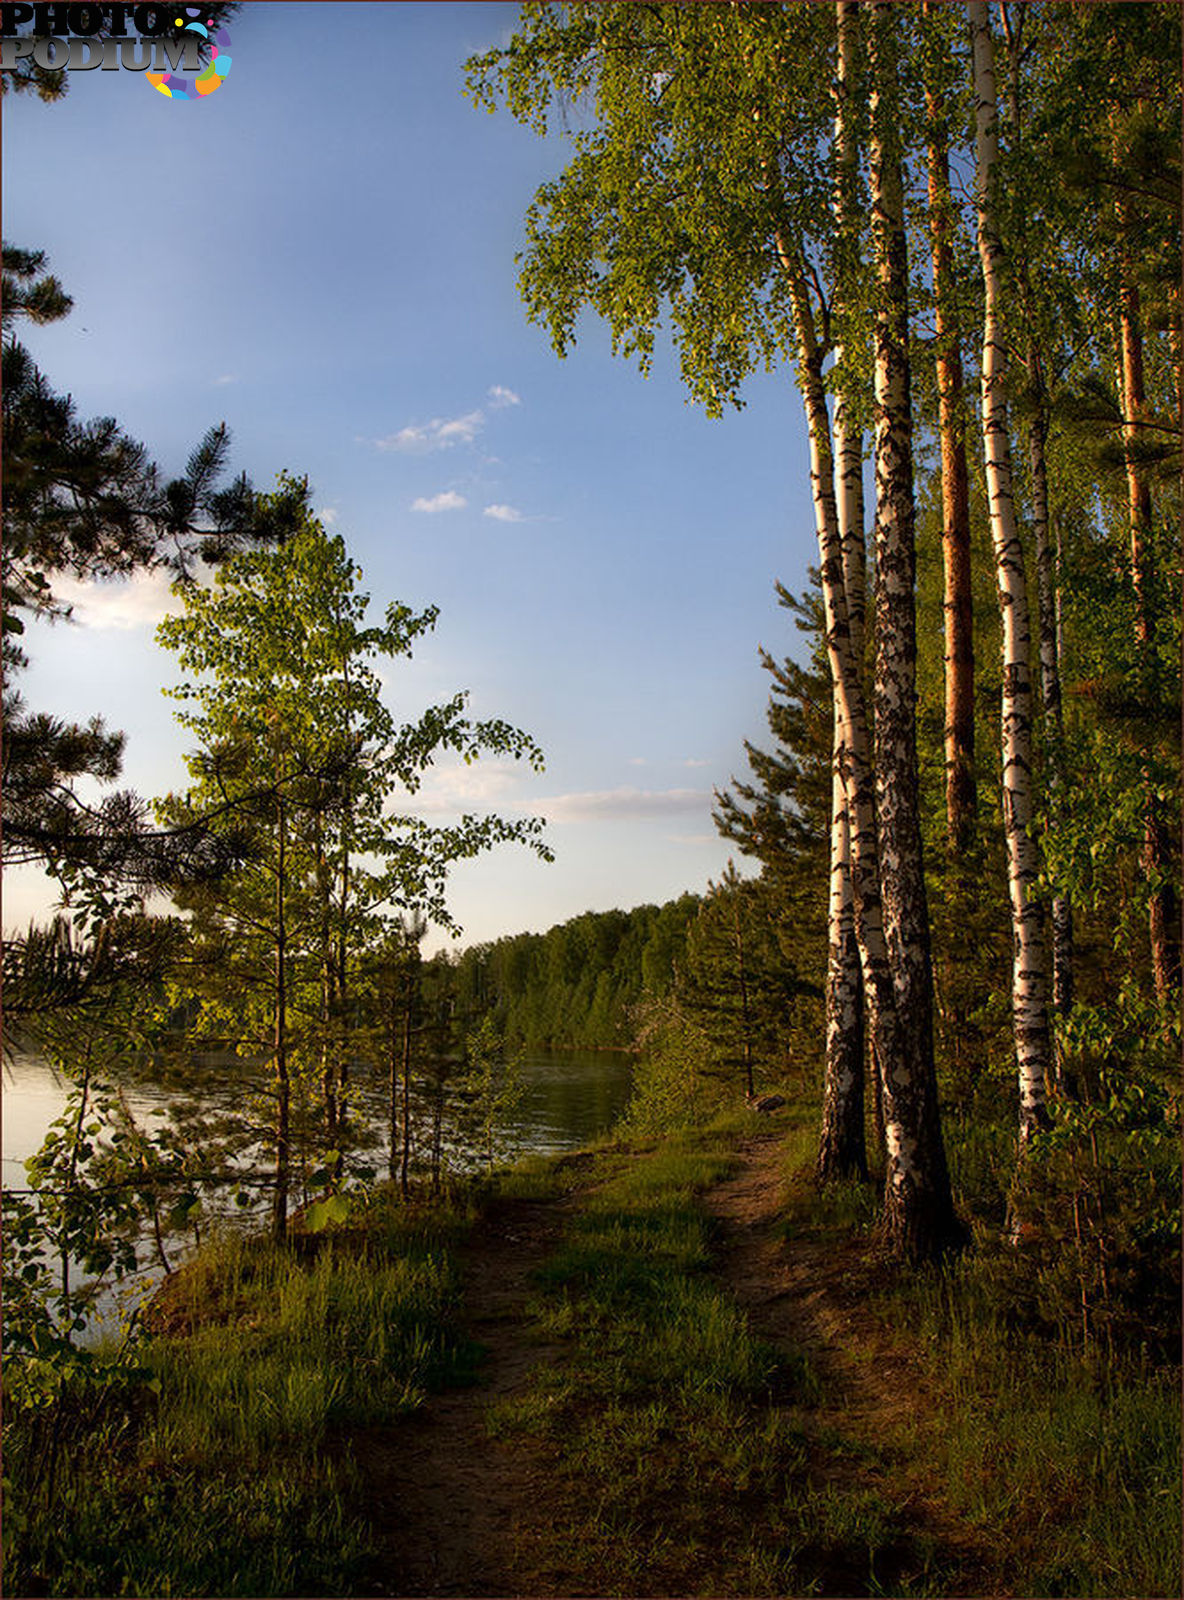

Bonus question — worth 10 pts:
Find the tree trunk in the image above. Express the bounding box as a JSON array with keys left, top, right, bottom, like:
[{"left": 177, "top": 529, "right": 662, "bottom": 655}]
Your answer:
[
  {"left": 867, "top": 0, "right": 957, "bottom": 1253},
  {"left": 923, "top": 12, "right": 976, "bottom": 853},
  {"left": 401, "top": 963, "right": 415, "bottom": 1199},
  {"left": 819, "top": 761, "right": 867, "bottom": 1182},
  {"left": 1115, "top": 264, "right": 1181, "bottom": 1000},
  {"left": 1028, "top": 407, "right": 1074, "bottom": 1029},
  {"left": 272, "top": 785, "right": 290, "bottom": 1241},
  {"left": 970, "top": 0, "right": 1051, "bottom": 1144},
  {"left": 818, "top": 0, "right": 868, "bottom": 1186},
  {"left": 1001, "top": 6, "right": 1074, "bottom": 1050},
  {"left": 782, "top": 225, "right": 958, "bottom": 1255}
]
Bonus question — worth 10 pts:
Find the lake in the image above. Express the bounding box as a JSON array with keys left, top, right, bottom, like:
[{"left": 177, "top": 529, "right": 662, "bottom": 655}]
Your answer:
[{"left": 2, "top": 1046, "right": 635, "bottom": 1341}]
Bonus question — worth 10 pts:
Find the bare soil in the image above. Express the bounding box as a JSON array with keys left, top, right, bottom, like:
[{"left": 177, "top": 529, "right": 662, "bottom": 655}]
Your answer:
[{"left": 351, "top": 1169, "right": 586, "bottom": 1597}]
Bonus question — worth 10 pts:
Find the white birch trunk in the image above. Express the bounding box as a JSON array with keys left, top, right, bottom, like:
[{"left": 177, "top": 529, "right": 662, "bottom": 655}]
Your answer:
[
  {"left": 867, "top": 0, "right": 955, "bottom": 1254},
  {"left": 784, "top": 245, "right": 959, "bottom": 1255},
  {"left": 833, "top": 0, "right": 867, "bottom": 669},
  {"left": 970, "top": 0, "right": 1050, "bottom": 1143},
  {"left": 818, "top": 0, "right": 867, "bottom": 1183},
  {"left": 1001, "top": 10, "right": 1073, "bottom": 1035}
]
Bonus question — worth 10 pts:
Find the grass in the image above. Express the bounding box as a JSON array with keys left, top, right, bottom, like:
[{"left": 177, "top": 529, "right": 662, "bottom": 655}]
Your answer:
[
  {"left": 776, "top": 1103, "right": 1183, "bottom": 1600},
  {"left": 483, "top": 1113, "right": 959, "bottom": 1597},
  {"left": 871, "top": 1245, "right": 1182, "bottom": 1598},
  {"left": 3, "top": 1184, "right": 477, "bottom": 1598},
  {"left": 5, "top": 1089, "right": 1178, "bottom": 1597}
]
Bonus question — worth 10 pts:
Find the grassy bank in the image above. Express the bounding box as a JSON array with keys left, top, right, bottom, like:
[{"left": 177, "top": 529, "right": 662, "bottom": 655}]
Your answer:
[
  {"left": 482, "top": 1090, "right": 1179, "bottom": 1597},
  {"left": 3, "top": 1189, "right": 478, "bottom": 1598},
  {"left": 483, "top": 1113, "right": 967, "bottom": 1597},
  {"left": 4, "top": 1088, "right": 1179, "bottom": 1597}
]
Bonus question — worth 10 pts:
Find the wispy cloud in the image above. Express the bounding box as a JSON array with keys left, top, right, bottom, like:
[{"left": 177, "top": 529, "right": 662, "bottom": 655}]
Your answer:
[
  {"left": 412, "top": 490, "right": 468, "bottom": 514},
  {"left": 487, "top": 384, "right": 521, "bottom": 408},
  {"left": 213, "top": 373, "right": 237, "bottom": 386},
  {"left": 318, "top": 506, "right": 338, "bottom": 526},
  {"left": 483, "top": 503, "right": 523, "bottom": 523},
  {"left": 683, "top": 758, "right": 709, "bottom": 769},
  {"left": 402, "top": 761, "right": 523, "bottom": 814},
  {"left": 526, "top": 787, "right": 708, "bottom": 823},
  {"left": 52, "top": 569, "right": 178, "bottom": 632},
  {"left": 377, "top": 410, "right": 485, "bottom": 453}
]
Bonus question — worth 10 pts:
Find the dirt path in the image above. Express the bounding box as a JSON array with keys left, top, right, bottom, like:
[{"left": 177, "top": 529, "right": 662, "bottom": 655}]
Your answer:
[
  {"left": 352, "top": 1131, "right": 998, "bottom": 1597},
  {"left": 352, "top": 1175, "right": 583, "bottom": 1597},
  {"left": 705, "top": 1128, "right": 996, "bottom": 1596}
]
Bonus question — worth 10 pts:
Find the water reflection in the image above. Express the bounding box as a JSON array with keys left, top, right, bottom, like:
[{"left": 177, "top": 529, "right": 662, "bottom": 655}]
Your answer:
[{"left": 2, "top": 1048, "right": 634, "bottom": 1343}]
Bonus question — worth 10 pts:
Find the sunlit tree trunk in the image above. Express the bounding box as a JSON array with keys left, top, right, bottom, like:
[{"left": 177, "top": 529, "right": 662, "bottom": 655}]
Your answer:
[
  {"left": 1028, "top": 405, "right": 1074, "bottom": 1029},
  {"left": 818, "top": 0, "right": 867, "bottom": 1185},
  {"left": 923, "top": 6, "right": 976, "bottom": 854},
  {"left": 867, "top": 0, "right": 957, "bottom": 1253},
  {"left": 970, "top": 0, "right": 1050, "bottom": 1143},
  {"left": 272, "top": 780, "right": 290, "bottom": 1241},
  {"left": 820, "top": 766, "right": 866, "bottom": 1181},
  {"left": 1000, "top": 9, "right": 1074, "bottom": 1042},
  {"left": 1115, "top": 256, "right": 1180, "bottom": 1001},
  {"left": 783, "top": 233, "right": 958, "bottom": 1254}
]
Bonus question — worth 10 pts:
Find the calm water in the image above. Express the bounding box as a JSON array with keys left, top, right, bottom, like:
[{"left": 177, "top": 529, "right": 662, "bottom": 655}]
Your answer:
[
  {"left": 2, "top": 1048, "right": 635, "bottom": 1183},
  {"left": 2, "top": 1047, "right": 635, "bottom": 1341}
]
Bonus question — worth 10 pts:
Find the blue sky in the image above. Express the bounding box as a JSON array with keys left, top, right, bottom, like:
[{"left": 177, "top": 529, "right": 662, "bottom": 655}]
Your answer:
[{"left": 3, "top": 2, "right": 818, "bottom": 953}]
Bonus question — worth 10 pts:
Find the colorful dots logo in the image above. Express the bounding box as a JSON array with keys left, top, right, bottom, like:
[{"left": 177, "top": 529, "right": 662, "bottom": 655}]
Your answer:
[{"left": 147, "top": 6, "right": 231, "bottom": 101}]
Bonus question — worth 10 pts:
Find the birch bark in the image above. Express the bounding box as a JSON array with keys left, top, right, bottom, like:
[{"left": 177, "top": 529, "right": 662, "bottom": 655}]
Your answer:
[
  {"left": 818, "top": 0, "right": 867, "bottom": 1184},
  {"left": 999, "top": 9, "right": 1074, "bottom": 1035},
  {"left": 867, "top": 0, "right": 956, "bottom": 1249},
  {"left": 970, "top": 0, "right": 1051, "bottom": 1143},
  {"left": 922, "top": 3, "right": 976, "bottom": 854},
  {"left": 783, "top": 235, "right": 958, "bottom": 1254}
]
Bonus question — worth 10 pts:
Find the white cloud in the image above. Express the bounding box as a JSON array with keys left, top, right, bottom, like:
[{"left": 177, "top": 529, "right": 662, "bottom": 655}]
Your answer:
[
  {"left": 483, "top": 503, "right": 523, "bottom": 523},
  {"left": 378, "top": 410, "right": 485, "bottom": 453},
  {"left": 526, "top": 787, "right": 708, "bottom": 823},
  {"left": 487, "top": 384, "right": 521, "bottom": 408},
  {"left": 50, "top": 569, "right": 179, "bottom": 632},
  {"left": 401, "top": 761, "right": 523, "bottom": 814},
  {"left": 213, "top": 373, "right": 237, "bottom": 386},
  {"left": 684, "top": 758, "right": 709, "bottom": 769},
  {"left": 412, "top": 490, "right": 468, "bottom": 514},
  {"left": 318, "top": 506, "right": 338, "bottom": 526}
]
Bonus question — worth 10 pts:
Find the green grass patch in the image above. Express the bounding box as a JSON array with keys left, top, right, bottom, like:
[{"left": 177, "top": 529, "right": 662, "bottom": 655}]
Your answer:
[
  {"left": 776, "top": 1108, "right": 1182, "bottom": 1600},
  {"left": 490, "top": 1119, "right": 956, "bottom": 1597},
  {"left": 3, "top": 1186, "right": 476, "bottom": 1597},
  {"left": 877, "top": 1251, "right": 1182, "bottom": 1599}
]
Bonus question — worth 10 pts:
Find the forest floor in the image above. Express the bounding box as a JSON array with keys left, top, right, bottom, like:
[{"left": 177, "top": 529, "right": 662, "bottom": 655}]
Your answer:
[{"left": 352, "top": 1128, "right": 1000, "bottom": 1599}]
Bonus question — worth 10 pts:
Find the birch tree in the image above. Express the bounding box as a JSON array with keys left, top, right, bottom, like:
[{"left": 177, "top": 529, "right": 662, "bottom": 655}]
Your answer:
[
  {"left": 998, "top": 0, "right": 1075, "bottom": 1036},
  {"left": 863, "top": 0, "right": 956, "bottom": 1248},
  {"left": 818, "top": 0, "right": 867, "bottom": 1184},
  {"left": 969, "top": 0, "right": 1051, "bottom": 1143},
  {"left": 470, "top": 3, "right": 963, "bottom": 1252},
  {"left": 920, "top": 2, "right": 976, "bottom": 854}
]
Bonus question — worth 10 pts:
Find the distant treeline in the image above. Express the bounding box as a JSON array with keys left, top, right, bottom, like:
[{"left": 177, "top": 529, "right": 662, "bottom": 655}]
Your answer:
[{"left": 433, "top": 895, "right": 704, "bottom": 1050}]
